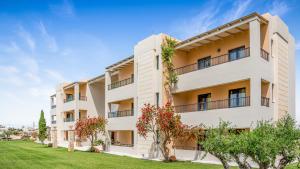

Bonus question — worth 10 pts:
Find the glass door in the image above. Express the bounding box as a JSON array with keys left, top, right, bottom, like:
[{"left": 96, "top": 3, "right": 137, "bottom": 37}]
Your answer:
[
  {"left": 229, "top": 88, "right": 246, "bottom": 107},
  {"left": 228, "top": 46, "right": 245, "bottom": 61},
  {"left": 198, "top": 93, "right": 211, "bottom": 111}
]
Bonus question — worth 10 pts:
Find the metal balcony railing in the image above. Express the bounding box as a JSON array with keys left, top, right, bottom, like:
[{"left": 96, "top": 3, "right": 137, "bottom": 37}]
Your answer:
[
  {"left": 108, "top": 76, "right": 134, "bottom": 90},
  {"left": 174, "top": 97, "right": 250, "bottom": 113},
  {"left": 51, "top": 121, "right": 56, "bottom": 124},
  {"left": 51, "top": 105, "right": 56, "bottom": 109},
  {"left": 108, "top": 110, "right": 134, "bottom": 118},
  {"left": 63, "top": 117, "right": 74, "bottom": 122},
  {"left": 261, "top": 48, "right": 269, "bottom": 61},
  {"left": 174, "top": 48, "right": 250, "bottom": 75},
  {"left": 64, "top": 96, "right": 74, "bottom": 103},
  {"left": 79, "top": 96, "right": 87, "bottom": 101},
  {"left": 261, "top": 97, "right": 270, "bottom": 107}
]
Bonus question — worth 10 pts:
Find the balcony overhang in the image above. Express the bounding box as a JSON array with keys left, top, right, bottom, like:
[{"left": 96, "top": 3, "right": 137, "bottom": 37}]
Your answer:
[
  {"left": 63, "top": 81, "right": 87, "bottom": 90},
  {"left": 175, "top": 12, "right": 268, "bottom": 51},
  {"left": 88, "top": 74, "right": 105, "bottom": 84},
  {"left": 106, "top": 55, "right": 134, "bottom": 72}
]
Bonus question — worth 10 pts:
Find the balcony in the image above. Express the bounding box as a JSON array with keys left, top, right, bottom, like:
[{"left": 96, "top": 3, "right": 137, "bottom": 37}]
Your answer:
[
  {"left": 64, "top": 117, "right": 74, "bottom": 122},
  {"left": 108, "top": 110, "right": 133, "bottom": 118},
  {"left": 261, "top": 97, "right": 270, "bottom": 107},
  {"left": 51, "top": 121, "right": 57, "bottom": 124},
  {"left": 51, "top": 105, "right": 56, "bottom": 109},
  {"left": 109, "top": 130, "right": 134, "bottom": 147},
  {"left": 108, "top": 76, "right": 134, "bottom": 90},
  {"left": 174, "top": 97, "right": 250, "bottom": 113},
  {"left": 64, "top": 97, "right": 74, "bottom": 103}
]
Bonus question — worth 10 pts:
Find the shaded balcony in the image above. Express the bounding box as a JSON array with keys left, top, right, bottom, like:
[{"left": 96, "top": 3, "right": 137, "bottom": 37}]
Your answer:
[
  {"left": 109, "top": 130, "right": 134, "bottom": 147},
  {"left": 108, "top": 99, "right": 134, "bottom": 118},
  {"left": 173, "top": 80, "right": 251, "bottom": 113}
]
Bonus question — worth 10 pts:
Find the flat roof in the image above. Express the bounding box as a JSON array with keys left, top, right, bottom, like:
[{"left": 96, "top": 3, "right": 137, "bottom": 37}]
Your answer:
[
  {"left": 175, "top": 12, "right": 268, "bottom": 50},
  {"left": 88, "top": 74, "right": 105, "bottom": 83},
  {"left": 106, "top": 55, "right": 134, "bottom": 71}
]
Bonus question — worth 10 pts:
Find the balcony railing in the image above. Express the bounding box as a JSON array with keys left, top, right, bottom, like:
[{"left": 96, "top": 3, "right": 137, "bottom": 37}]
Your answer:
[
  {"left": 64, "top": 97, "right": 74, "bottom": 103},
  {"left": 51, "top": 105, "right": 56, "bottom": 109},
  {"left": 51, "top": 121, "right": 56, "bottom": 124},
  {"left": 108, "top": 110, "right": 133, "bottom": 118},
  {"left": 63, "top": 117, "right": 74, "bottom": 122},
  {"left": 79, "top": 96, "right": 87, "bottom": 101},
  {"left": 108, "top": 76, "right": 134, "bottom": 90},
  {"left": 174, "top": 48, "right": 250, "bottom": 75},
  {"left": 261, "top": 48, "right": 269, "bottom": 61},
  {"left": 261, "top": 97, "right": 270, "bottom": 107},
  {"left": 174, "top": 96, "right": 250, "bottom": 113}
]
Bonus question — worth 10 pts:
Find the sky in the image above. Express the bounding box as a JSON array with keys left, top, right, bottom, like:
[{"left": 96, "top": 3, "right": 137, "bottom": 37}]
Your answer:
[{"left": 0, "top": 0, "right": 299, "bottom": 128}]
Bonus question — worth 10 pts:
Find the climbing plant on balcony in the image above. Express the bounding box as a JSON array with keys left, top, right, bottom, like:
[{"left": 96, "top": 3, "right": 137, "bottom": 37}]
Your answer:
[
  {"left": 75, "top": 116, "right": 107, "bottom": 152},
  {"left": 161, "top": 37, "right": 177, "bottom": 102},
  {"left": 136, "top": 102, "right": 186, "bottom": 161}
]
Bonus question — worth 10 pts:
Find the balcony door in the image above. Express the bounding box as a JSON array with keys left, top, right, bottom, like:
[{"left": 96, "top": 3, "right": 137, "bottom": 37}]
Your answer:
[
  {"left": 229, "top": 88, "right": 246, "bottom": 107},
  {"left": 197, "top": 93, "right": 211, "bottom": 111},
  {"left": 197, "top": 56, "right": 211, "bottom": 70},
  {"left": 228, "top": 46, "right": 245, "bottom": 61}
]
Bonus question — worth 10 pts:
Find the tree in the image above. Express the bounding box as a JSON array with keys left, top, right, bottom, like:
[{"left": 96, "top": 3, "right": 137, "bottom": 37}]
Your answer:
[
  {"left": 274, "top": 115, "right": 300, "bottom": 169},
  {"left": 75, "top": 116, "right": 106, "bottom": 152},
  {"left": 136, "top": 102, "right": 186, "bottom": 161},
  {"left": 38, "top": 110, "right": 47, "bottom": 144},
  {"left": 201, "top": 121, "right": 232, "bottom": 169}
]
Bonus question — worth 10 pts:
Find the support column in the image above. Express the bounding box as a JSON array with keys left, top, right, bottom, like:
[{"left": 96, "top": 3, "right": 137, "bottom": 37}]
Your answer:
[
  {"left": 250, "top": 77, "right": 261, "bottom": 108},
  {"left": 249, "top": 19, "right": 261, "bottom": 59},
  {"left": 52, "top": 127, "right": 58, "bottom": 148},
  {"left": 68, "top": 130, "right": 75, "bottom": 152}
]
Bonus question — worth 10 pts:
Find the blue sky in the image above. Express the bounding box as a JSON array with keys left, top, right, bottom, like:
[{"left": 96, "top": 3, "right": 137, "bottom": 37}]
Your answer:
[{"left": 0, "top": 0, "right": 299, "bottom": 127}]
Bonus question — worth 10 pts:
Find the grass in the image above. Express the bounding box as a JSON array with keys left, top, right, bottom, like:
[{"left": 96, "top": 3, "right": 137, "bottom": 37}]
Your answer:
[
  {"left": 0, "top": 141, "right": 297, "bottom": 169},
  {"left": 0, "top": 141, "right": 223, "bottom": 169}
]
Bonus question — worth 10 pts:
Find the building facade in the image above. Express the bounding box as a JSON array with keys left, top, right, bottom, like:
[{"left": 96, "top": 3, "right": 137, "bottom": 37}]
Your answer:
[{"left": 50, "top": 13, "right": 295, "bottom": 162}]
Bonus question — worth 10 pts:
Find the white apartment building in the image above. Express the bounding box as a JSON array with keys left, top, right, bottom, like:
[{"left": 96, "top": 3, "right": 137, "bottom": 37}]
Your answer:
[{"left": 50, "top": 12, "right": 295, "bottom": 162}]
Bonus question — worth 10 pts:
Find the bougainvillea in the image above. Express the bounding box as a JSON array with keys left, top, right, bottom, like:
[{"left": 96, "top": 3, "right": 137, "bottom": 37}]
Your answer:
[
  {"left": 136, "top": 102, "right": 186, "bottom": 161},
  {"left": 75, "top": 116, "right": 106, "bottom": 152}
]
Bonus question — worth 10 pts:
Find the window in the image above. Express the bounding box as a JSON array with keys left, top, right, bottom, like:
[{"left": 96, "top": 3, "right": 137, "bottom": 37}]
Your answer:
[
  {"left": 156, "top": 92, "right": 159, "bottom": 107},
  {"left": 228, "top": 46, "right": 246, "bottom": 61},
  {"left": 197, "top": 93, "right": 211, "bottom": 111},
  {"left": 131, "top": 131, "right": 134, "bottom": 145},
  {"left": 156, "top": 55, "right": 159, "bottom": 70},
  {"left": 197, "top": 56, "right": 211, "bottom": 69},
  {"left": 229, "top": 88, "right": 246, "bottom": 107}
]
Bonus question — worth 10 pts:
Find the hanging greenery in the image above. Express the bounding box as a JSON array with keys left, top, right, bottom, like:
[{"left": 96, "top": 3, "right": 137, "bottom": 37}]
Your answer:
[{"left": 161, "top": 37, "right": 177, "bottom": 102}]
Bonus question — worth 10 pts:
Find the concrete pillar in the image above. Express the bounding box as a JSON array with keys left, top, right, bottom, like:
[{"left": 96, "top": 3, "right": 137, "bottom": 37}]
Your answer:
[
  {"left": 249, "top": 19, "right": 261, "bottom": 59},
  {"left": 249, "top": 19, "right": 262, "bottom": 109},
  {"left": 68, "top": 130, "right": 75, "bottom": 152},
  {"left": 52, "top": 127, "right": 58, "bottom": 148},
  {"left": 250, "top": 77, "right": 261, "bottom": 108}
]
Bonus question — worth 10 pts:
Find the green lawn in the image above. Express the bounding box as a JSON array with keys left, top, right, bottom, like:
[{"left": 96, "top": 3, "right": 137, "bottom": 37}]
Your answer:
[
  {"left": 0, "top": 141, "right": 297, "bottom": 169},
  {"left": 0, "top": 141, "right": 222, "bottom": 169}
]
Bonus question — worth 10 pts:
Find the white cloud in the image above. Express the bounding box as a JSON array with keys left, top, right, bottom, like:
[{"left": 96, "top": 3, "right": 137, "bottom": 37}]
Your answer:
[
  {"left": 38, "top": 21, "right": 58, "bottom": 52},
  {"left": 50, "top": 0, "right": 75, "bottom": 18},
  {"left": 171, "top": 0, "right": 252, "bottom": 39},
  {"left": 269, "top": 0, "right": 289, "bottom": 17},
  {"left": 172, "top": 2, "right": 221, "bottom": 39},
  {"left": 222, "top": 0, "right": 252, "bottom": 23},
  {"left": 44, "top": 69, "right": 66, "bottom": 82},
  {"left": 17, "top": 26, "right": 36, "bottom": 51},
  {"left": 0, "top": 65, "right": 19, "bottom": 74}
]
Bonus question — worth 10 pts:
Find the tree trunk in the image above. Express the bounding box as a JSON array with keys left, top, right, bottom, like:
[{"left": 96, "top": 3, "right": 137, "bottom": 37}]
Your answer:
[
  {"left": 219, "top": 157, "right": 230, "bottom": 169},
  {"left": 232, "top": 155, "right": 252, "bottom": 169},
  {"left": 276, "top": 157, "right": 290, "bottom": 169},
  {"left": 90, "top": 135, "right": 94, "bottom": 152}
]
